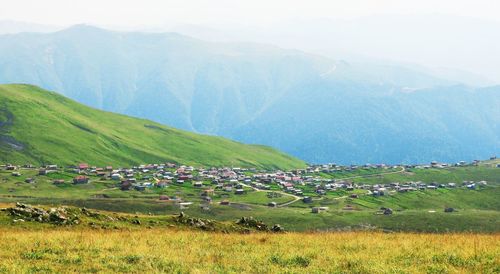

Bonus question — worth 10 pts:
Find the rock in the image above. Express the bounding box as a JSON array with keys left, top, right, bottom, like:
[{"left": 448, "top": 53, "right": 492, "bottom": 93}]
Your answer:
[
  {"left": 132, "top": 219, "right": 141, "bottom": 225},
  {"left": 271, "top": 224, "right": 284, "bottom": 232},
  {"left": 444, "top": 207, "right": 455, "bottom": 213},
  {"left": 236, "top": 217, "right": 269, "bottom": 231},
  {"left": 6, "top": 203, "right": 79, "bottom": 225}
]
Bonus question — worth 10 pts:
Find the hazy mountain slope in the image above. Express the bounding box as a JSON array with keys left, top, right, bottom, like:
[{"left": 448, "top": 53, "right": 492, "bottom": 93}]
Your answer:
[
  {"left": 0, "top": 26, "right": 498, "bottom": 164},
  {"left": 234, "top": 83, "right": 500, "bottom": 164},
  {"left": 0, "top": 84, "right": 305, "bottom": 169},
  {"left": 0, "top": 25, "right": 332, "bottom": 134}
]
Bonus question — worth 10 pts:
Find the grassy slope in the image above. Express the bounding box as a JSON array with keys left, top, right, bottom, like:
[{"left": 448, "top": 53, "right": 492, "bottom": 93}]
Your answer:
[
  {"left": 0, "top": 84, "right": 305, "bottom": 169},
  {"left": 0, "top": 229, "right": 498, "bottom": 273}
]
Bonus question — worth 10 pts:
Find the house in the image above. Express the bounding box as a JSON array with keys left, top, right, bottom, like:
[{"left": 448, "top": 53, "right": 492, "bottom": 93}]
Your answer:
[
  {"left": 6, "top": 165, "right": 17, "bottom": 170},
  {"left": 268, "top": 202, "right": 277, "bottom": 207},
  {"left": 120, "top": 181, "right": 132, "bottom": 190},
  {"left": 25, "top": 178, "right": 34, "bottom": 183},
  {"left": 78, "top": 163, "right": 89, "bottom": 170},
  {"left": 235, "top": 189, "right": 245, "bottom": 195},
  {"left": 111, "top": 173, "right": 122, "bottom": 180},
  {"left": 302, "top": 196, "right": 313, "bottom": 203},
  {"left": 311, "top": 207, "right": 328, "bottom": 213},
  {"left": 193, "top": 181, "right": 203, "bottom": 188},
  {"left": 73, "top": 176, "right": 89, "bottom": 184},
  {"left": 157, "top": 181, "right": 169, "bottom": 188},
  {"left": 53, "top": 179, "right": 65, "bottom": 185},
  {"left": 316, "top": 189, "right": 326, "bottom": 195},
  {"left": 343, "top": 205, "right": 355, "bottom": 211},
  {"left": 201, "top": 189, "right": 214, "bottom": 196},
  {"left": 350, "top": 194, "right": 359, "bottom": 198},
  {"left": 159, "top": 195, "right": 170, "bottom": 201},
  {"left": 11, "top": 172, "right": 21, "bottom": 177},
  {"left": 220, "top": 200, "right": 230, "bottom": 205},
  {"left": 134, "top": 185, "right": 146, "bottom": 191},
  {"left": 38, "top": 169, "right": 48, "bottom": 175}
]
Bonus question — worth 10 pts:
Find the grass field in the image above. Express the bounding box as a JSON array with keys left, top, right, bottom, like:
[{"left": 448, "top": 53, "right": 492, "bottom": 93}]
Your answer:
[
  {"left": 0, "top": 84, "right": 304, "bottom": 169},
  {"left": 0, "top": 229, "right": 498, "bottom": 273},
  {"left": 1, "top": 164, "right": 499, "bottom": 233}
]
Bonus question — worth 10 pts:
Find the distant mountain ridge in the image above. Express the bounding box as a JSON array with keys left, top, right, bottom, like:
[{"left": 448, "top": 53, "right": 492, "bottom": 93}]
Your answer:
[
  {"left": 0, "top": 25, "right": 498, "bottom": 164},
  {"left": 0, "top": 84, "right": 305, "bottom": 169}
]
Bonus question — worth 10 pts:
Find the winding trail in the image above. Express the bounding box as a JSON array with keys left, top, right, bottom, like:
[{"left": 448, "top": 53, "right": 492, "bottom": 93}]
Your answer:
[{"left": 241, "top": 167, "right": 406, "bottom": 207}]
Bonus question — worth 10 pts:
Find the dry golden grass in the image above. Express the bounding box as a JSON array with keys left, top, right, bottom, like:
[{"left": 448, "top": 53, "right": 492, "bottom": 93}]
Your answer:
[{"left": 0, "top": 229, "right": 498, "bottom": 273}]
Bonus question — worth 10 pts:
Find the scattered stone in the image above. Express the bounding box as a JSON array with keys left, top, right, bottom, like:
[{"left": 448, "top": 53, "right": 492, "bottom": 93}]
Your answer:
[
  {"left": 132, "top": 219, "right": 141, "bottom": 225},
  {"left": 7, "top": 203, "right": 80, "bottom": 225},
  {"left": 236, "top": 217, "right": 269, "bottom": 231},
  {"left": 271, "top": 224, "right": 284, "bottom": 232},
  {"left": 174, "top": 212, "right": 215, "bottom": 231}
]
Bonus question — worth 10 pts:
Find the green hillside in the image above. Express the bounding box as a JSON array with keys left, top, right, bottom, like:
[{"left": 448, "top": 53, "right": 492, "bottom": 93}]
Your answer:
[{"left": 0, "top": 84, "right": 305, "bottom": 169}]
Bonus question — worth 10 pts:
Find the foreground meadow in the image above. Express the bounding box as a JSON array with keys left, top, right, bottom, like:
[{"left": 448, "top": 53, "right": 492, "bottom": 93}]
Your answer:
[{"left": 0, "top": 229, "right": 498, "bottom": 273}]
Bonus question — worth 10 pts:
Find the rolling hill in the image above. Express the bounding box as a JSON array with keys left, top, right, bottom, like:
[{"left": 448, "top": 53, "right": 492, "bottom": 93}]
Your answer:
[
  {"left": 0, "top": 25, "right": 498, "bottom": 164},
  {"left": 0, "top": 84, "right": 305, "bottom": 169}
]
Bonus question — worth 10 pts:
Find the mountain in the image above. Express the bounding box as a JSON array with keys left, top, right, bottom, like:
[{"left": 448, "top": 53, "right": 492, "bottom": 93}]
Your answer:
[
  {"left": 0, "top": 20, "right": 61, "bottom": 34},
  {"left": 167, "top": 15, "right": 500, "bottom": 85},
  {"left": 0, "top": 84, "right": 305, "bottom": 169},
  {"left": 0, "top": 25, "right": 498, "bottom": 164}
]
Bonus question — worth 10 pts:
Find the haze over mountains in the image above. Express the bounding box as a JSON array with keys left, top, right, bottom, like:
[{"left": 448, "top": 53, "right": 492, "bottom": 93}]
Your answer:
[
  {"left": 165, "top": 14, "right": 500, "bottom": 86},
  {"left": 0, "top": 25, "right": 498, "bottom": 164}
]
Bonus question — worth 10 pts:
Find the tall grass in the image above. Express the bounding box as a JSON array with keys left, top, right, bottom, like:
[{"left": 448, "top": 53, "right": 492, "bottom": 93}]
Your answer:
[{"left": 0, "top": 229, "right": 498, "bottom": 273}]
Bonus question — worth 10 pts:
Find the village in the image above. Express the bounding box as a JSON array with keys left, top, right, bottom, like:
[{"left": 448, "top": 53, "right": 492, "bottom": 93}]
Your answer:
[{"left": 1, "top": 157, "right": 496, "bottom": 214}]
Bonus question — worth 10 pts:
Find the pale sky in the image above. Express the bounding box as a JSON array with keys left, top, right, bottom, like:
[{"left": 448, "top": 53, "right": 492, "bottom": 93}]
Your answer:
[{"left": 1, "top": 0, "right": 499, "bottom": 27}]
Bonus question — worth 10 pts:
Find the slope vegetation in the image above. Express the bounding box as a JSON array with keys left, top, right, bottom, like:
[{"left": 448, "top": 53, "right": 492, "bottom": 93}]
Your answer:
[{"left": 0, "top": 84, "right": 304, "bottom": 169}]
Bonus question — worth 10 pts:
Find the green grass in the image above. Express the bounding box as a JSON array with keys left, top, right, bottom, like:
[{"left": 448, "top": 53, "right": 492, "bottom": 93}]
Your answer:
[
  {"left": 0, "top": 158, "right": 498, "bottom": 232},
  {"left": 0, "top": 84, "right": 305, "bottom": 170},
  {"left": 349, "top": 166, "right": 500, "bottom": 184}
]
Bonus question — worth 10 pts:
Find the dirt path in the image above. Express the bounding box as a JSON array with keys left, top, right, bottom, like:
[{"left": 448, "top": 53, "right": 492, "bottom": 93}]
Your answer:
[{"left": 239, "top": 167, "right": 405, "bottom": 208}]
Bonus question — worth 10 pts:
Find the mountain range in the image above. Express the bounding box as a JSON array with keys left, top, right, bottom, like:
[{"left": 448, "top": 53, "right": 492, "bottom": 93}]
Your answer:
[{"left": 0, "top": 25, "right": 498, "bottom": 164}]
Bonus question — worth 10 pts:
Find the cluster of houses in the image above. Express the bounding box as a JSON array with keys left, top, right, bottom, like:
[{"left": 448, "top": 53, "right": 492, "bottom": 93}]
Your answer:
[
  {"left": 0, "top": 158, "right": 495, "bottom": 203},
  {"left": 305, "top": 157, "right": 498, "bottom": 173}
]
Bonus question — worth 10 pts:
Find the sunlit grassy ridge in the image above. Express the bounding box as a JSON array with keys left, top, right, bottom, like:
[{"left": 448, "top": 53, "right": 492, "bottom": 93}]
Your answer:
[
  {"left": 0, "top": 84, "right": 305, "bottom": 169},
  {"left": 0, "top": 229, "right": 498, "bottom": 273}
]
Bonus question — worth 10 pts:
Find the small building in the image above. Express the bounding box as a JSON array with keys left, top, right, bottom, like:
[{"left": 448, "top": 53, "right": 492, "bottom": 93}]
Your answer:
[
  {"left": 120, "top": 181, "right": 132, "bottom": 190},
  {"left": 268, "top": 202, "right": 277, "bottom": 207},
  {"left": 235, "top": 189, "right": 245, "bottom": 195},
  {"left": 302, "top": 196, "right": 313, "bottom": 203},
  {"left": 311, "top": 207, "right": 328, "bottom": 214},
  {"left": 111, "top": 173, "right": 122, "bottom": 180},
  {"left": 73, "top": 176, "right": 89, "bottom": 184},
  {"left": 53, "top": 179, "right": 65, "bottom": 185},
  {"left": 220, "top": 200, "right": 230, "bottom": 205},
  {"left": 159, "top": 195, "right": 170, "bottom": 201}
]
